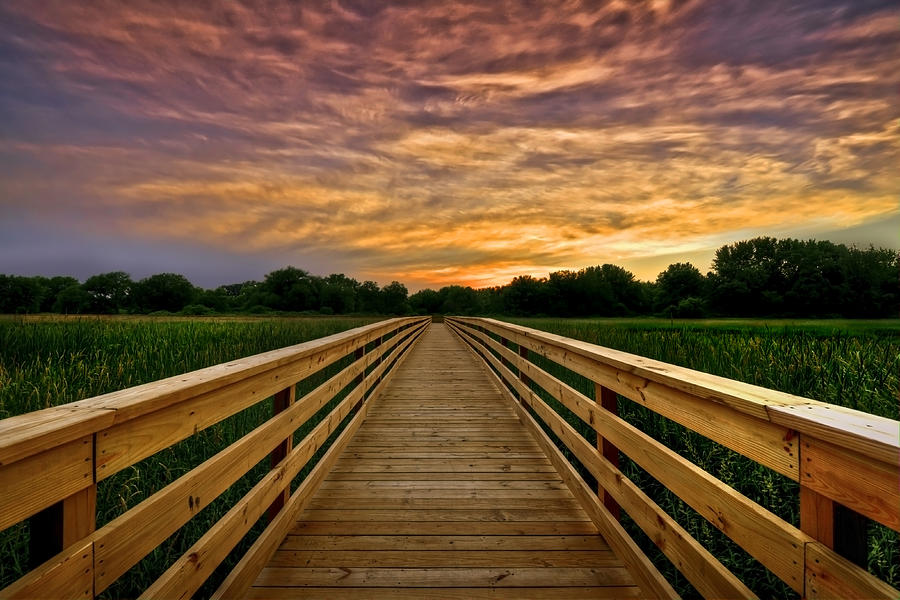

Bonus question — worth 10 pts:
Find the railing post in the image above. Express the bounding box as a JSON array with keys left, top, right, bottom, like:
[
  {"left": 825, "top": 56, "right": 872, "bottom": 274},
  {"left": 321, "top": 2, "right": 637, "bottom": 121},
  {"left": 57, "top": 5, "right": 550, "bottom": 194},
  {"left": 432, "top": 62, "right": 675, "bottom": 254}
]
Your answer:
[
  {"left": 375, "top": 336, "right": 384, "bottom": 384},
  {"left": 518, "top": 346, "right": 530, "bottom": 387},
  {"left": 594, "top": 384, "right": 621, "bottom": 520},
  {"left": 500, "top": 338, "right": 512, "bottom": 372},
  {"left": 28, "top": 483, "right": 97, "bottom": 568},
  {"left": 267, "top": 385, "right": 295, "bottom": 522},
  {"left": 800, "top": 439, "right": 868, "bottom": 568},
  {"left": 354, "top": 345, "right": 367, "bottom": 403}
]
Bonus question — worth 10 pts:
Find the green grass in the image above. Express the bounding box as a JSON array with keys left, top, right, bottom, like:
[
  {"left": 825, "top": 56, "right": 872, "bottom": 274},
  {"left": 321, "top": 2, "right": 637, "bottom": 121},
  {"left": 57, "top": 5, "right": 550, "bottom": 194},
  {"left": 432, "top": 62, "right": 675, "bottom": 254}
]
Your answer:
[
  {"left": 501, "top": 317, "right": 899, "bottom": 599},
  {"left": 0, "top": 315, "right": 382, "bottom": 596}
]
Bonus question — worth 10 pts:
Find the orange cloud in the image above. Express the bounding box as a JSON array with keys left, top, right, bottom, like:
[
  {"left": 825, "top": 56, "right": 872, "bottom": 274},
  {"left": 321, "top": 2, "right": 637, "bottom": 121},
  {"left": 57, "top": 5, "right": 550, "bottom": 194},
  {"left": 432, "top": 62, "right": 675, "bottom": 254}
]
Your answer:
[{"left": 1, "top": 1, "right": 897, "bottom": 287}]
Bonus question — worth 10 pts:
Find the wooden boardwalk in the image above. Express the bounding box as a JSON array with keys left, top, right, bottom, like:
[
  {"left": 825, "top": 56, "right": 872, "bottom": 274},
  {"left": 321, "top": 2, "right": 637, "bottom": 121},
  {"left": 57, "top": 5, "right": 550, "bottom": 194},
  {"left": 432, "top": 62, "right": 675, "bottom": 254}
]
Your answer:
[{"left": 245, "top": 323, "right": 641, "bottom": 598}]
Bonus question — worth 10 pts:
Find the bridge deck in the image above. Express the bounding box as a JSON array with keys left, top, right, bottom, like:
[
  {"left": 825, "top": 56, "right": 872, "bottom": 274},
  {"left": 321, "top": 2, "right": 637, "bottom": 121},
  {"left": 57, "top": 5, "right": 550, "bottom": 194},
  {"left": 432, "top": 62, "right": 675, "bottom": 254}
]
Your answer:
[{"left": 245, "top": 323, "right": 641, "bottom": 598}]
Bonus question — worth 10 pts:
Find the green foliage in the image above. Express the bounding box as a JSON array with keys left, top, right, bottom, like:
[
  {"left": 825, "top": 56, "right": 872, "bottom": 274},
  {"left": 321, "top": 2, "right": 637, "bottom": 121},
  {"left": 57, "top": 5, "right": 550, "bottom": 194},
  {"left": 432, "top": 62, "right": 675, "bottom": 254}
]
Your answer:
[
  {"left": 83, "top": 271, "right": 133, "bottom": 313},
  {"left": 655, "top": 262, "right": 706, "bottom": 313},
  {"left": 132, "top": 273, "right": 195, "bottom": 313},
  {"left": 52, "top": 284, "right": 91, "bottom": 314}
]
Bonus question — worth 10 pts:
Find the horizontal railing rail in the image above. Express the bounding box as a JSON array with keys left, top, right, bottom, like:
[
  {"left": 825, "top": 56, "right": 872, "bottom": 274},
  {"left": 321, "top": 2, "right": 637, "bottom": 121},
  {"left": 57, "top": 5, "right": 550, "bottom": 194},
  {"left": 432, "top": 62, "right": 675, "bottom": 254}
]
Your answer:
[
  {"left": 0, "top": 316, "right": 429, "bottom": 599},
  {"left": 447, "top": 316, "right": 899, "bottom": 600}
]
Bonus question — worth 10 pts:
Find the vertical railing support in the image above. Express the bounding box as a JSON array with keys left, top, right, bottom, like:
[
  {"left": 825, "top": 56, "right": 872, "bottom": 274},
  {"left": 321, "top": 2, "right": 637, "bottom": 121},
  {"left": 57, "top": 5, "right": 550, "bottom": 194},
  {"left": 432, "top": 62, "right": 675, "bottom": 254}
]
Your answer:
[
  {"left": 374, "top": 336, "right": 384, "bottom": 387},
  {"left": 28, "top": 483, "right": 97, "bottom": 568},
  {"left": 354, "top": 346, "right": 367, "bottom": 405},
  {"left": 500, "top": 338, "right": 512, "bottom": 372},
  {"left": 800, "top": 440, "right": 868, "bottom": 568},
  {"left": 518, "top": 346, "right": 530, "bottom": 387},
  {"left": 594, "top": 384, "right": 621, "bottom": 520},
  {"left": 267, "top": 385, "right": 296, "bottom": 522}
]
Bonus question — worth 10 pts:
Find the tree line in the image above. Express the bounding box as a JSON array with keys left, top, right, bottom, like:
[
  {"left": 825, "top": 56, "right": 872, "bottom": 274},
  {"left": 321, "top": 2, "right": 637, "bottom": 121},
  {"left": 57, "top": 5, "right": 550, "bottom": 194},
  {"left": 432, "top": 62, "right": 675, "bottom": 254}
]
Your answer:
[
  {"left": 1, "top": 237, "right": 897, "bottom": 318},
  {"left": 0, "top": 267, "right": 411, "bottom": 316}
]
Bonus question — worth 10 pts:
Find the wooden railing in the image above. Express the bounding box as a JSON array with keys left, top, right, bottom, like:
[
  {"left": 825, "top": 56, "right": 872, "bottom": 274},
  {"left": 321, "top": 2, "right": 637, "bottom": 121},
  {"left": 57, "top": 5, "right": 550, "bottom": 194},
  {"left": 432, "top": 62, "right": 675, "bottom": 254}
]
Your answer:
[
  {"left": 447, "top": 316, "right": 900, "bottom": 600},
  {"left": 0, "top": 316, "right": 429, "bottom": 599}
]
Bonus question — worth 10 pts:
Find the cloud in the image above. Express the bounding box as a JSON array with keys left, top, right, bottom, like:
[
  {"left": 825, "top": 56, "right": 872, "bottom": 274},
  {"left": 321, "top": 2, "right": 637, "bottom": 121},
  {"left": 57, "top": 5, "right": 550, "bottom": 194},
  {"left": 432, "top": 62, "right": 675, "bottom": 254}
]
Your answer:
[{"left": 0, "top": 0, "right": 897, "bottom": 287}]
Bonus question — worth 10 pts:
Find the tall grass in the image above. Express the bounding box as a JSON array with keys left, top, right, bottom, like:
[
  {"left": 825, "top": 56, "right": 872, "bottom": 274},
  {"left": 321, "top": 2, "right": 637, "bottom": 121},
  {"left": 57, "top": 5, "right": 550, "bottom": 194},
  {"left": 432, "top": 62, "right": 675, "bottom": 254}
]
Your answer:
[
  {"left": 504, "top": 317, "right": 899, "bottom": 598},
  {"left": 0, "top": 315, "right": 381, "bottom": 595}
]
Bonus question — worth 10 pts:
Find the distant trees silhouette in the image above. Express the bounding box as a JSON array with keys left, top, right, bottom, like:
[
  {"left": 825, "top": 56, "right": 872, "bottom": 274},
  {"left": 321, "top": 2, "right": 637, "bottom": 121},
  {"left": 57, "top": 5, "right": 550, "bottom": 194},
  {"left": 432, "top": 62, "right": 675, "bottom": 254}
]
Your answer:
[{"left": 0, "top": 237, "right": 896, "bottom": 317}]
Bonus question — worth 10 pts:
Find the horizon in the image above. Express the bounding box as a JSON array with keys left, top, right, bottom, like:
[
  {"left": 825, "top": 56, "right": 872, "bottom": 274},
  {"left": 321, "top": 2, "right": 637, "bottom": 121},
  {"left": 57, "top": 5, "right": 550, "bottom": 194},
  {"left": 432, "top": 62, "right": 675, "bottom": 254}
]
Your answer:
[
  {"left": 2, "top": 232, "right": 896, "bottom": 293},
  {"left": 1, "top": 1, "right": 898, "bottom": 290}
]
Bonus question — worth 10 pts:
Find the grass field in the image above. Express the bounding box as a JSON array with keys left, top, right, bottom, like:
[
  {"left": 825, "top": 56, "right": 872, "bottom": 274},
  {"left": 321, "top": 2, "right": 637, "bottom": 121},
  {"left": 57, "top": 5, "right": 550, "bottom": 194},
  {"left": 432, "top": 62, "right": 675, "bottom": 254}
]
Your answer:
[
  {"left": 0, "top": 315, "right": 382, "bottom": 596},
  {"left": 503, "top": 317, "right": 899, "bottom": 598}
]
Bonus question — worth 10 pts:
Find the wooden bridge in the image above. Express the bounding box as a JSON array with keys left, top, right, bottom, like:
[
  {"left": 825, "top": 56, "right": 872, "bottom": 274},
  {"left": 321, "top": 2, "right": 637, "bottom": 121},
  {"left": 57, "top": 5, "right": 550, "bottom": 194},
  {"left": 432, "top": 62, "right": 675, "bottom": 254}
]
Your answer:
[{"left": 1, "top": 317, "right": 897, "bottom": 599}]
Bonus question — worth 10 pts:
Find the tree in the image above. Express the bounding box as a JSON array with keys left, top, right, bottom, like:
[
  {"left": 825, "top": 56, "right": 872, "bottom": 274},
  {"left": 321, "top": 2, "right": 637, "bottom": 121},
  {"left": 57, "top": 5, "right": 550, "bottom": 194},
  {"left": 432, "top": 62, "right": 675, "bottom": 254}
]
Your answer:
[
  {"left": 132, "top": 273, "right": 195, "bottom": 313},
  {"left": 260, "top": 267, "right": 323, "bottom": 311},
  {"left": 36, "top": 276, "right": 79, "bottom": 312},
  {"left": 321, "top": 274, "right": 359, "bottom": 314},
  {"left": 380, "top": 281, "right": 409, "bottom": 314},
  {"left": 655, "top": 263, "right": 706, "bottom": 313},
  {"left": 53, "top": 284, "right": 91, "bottom": 314},
  {"left": 83, "top": 271, "right": 132, "bottom": 313},
  {"left": 356, "top": 281, "right": 382, "bottom": 313},
  {"left": 0, "top": 275, "right": 43, "bottom": 313},
  {"left": 409, "top": 288, "right": 441, "bottom": 314},
  {"left": 502, "top": 276, "right": 548, "bottom": 315},
  {"left": 440, "top": 285, "right": 481, "bottom": 315}
]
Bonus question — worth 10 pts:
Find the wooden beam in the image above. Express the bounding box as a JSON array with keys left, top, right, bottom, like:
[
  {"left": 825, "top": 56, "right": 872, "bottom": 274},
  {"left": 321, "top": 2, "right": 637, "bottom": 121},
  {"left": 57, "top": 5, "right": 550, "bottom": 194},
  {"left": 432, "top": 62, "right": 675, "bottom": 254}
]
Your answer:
[
  {"left": 596, "top": 384, "right": 621, "bottom": 520},
  {"left": 267, "top": 385, "right": 296, "bottom": 522}
]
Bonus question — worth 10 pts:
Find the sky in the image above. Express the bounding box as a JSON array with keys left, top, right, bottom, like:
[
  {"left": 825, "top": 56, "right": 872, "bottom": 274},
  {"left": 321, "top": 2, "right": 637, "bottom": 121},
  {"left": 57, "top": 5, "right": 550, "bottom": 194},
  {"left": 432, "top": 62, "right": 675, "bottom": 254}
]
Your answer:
[{"left": 0, "top": 0, "right": 897, "bottom": 290}]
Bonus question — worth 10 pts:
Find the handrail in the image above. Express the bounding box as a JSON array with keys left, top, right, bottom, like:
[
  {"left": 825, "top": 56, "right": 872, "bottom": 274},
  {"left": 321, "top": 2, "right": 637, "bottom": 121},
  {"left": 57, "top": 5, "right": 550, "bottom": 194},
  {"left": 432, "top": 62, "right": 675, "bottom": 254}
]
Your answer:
[
  {"left": 447, "top": 316, "right": 899, "bottom": 600},
  {"left": 0, "top": 316, "right": 430, "bottom": 599}
]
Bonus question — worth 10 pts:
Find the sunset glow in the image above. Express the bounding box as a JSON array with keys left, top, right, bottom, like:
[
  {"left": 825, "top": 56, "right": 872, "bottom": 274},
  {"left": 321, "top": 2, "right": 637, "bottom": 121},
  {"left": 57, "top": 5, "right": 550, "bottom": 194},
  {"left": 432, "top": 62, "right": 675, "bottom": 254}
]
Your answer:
[{"left": 1, "top": 1, "right": 897, "bottom": 288}]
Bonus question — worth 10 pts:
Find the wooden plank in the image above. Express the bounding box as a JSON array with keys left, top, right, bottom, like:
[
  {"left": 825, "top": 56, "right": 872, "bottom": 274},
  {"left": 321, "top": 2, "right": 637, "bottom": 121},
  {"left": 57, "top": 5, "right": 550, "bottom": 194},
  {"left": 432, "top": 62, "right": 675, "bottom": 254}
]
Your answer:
[
  {"left": 1, "top": 318, "right": 420, "bottom": 469},
  {"left": 0, "top": 436, "right": 92, "bottom": 531},
  {"left": 280, "top": 535, "right": 611, "bottom": 551},
  {"left": 596, "top": 384, "right": 621, "bottom": 519},
  {"left": 96, "top": 324, "right": 425, "bottom": 593},
  {"left": 29, "top": 484, "right": 97, "bottom": 568},
  {"left": 93, "top": 318, "right": 426, "bottom": 423},
  {"left": 289, "top": 521, "right": 600, "bottom": 535},
  {"left": 306, "top": 498, "right": 584, "bottom": 510},
  {"left": 268, "top": 385, "right": 296, "bottom": 520},
  {"left": 319, "top": 480, "right": 568, "bottom": 490},
  {"left": 253, "top": 566, "right": 634, "bottom": 587},
  {"left": 0, "top": 405, "right": 114, "bottom": 467},
  {"left": 212, "top": 321, "right": 427, "bottom": 600},
  {"left": 454, "top": 317, "right": 897, "bottom": 476},
  {"left": 330, "top": 461, "right": 555, "bottom": 473},
  {"left": 0, "top": 540, "right": 93, "bottom": 600},
  {"left": 801, "top": 435, "right": 899, "bottom": 532},
  {"left": 95, "top": 322, "right": 419, "bottom": 480},
  {"left": 523, "top": 390, "right": 753, "bottom": 599},
  {"left": 138, "top": 373, "right": 370, "bottom": 600},
  {"left": 315, "top": 488, "right": 575, "bottom": 499},
  {"left": 325, "top": 472, "right": 563, "bottom": 481},
  {"left": 462, "top": 320, "right": 812, "bottom": 593},
  {"left": 449, "top": 325, "right": 679, "bottom": 600},
  {"left": 244, "top": 586, "right": 642, "bottom": 599},
  {"left": 243, "top": 324, "right": 641, "bottom": 599},
  {"left": 297, "top": 509, "right": 593, "bottom": 522},
  {"left": 453, "top": 321, "right": 756, "bottom": 600},
  {"left": 800, "top": 486, "right": 835, "bottom": 548},
  {"left": 457, "top": 319, "right": 798, "bottom": 480},
  {"left": 267, "top": 549, "right": 619, "bottom": 567},
  {"left": 342, "top": 452, "right": 547, "bottom": 459},
  {"left": 805, "top": 541, "right": 899, "bottom": 599},
  {"left": 771, "top": 403, "right": 898, "bottom": 466}
]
